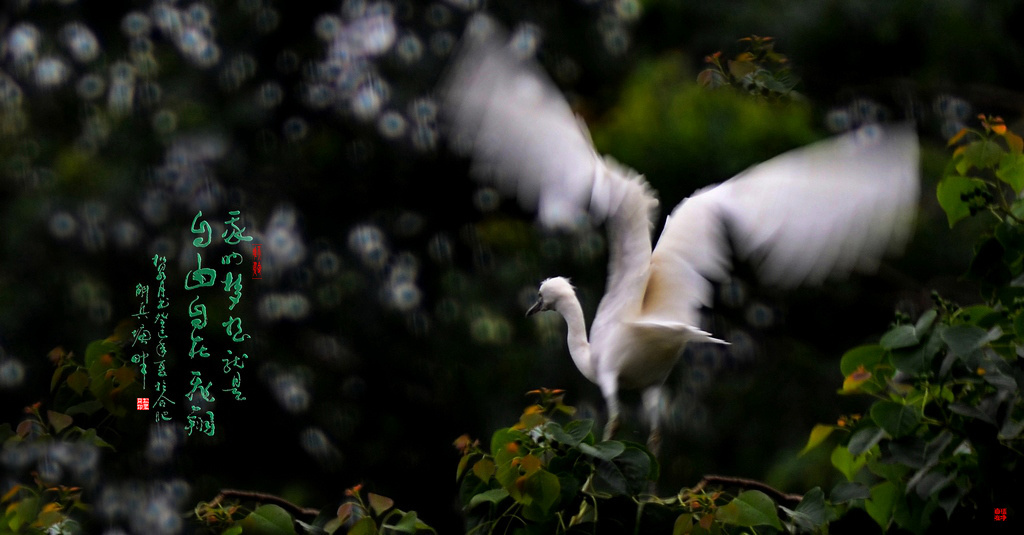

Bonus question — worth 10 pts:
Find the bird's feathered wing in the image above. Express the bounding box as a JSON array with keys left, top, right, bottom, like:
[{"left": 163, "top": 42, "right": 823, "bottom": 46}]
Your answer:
[
  {"left": 439, "top": 17, "right": 660, "bottom": 324},
  {"left": 590, "top": 157, "right": 659, "bottom": 323},
  {"left": 440, "top": 15, "right": 921, "bottom": 338},
  {"left": 641, "top": 125, "right": 920, "bottom": 328},
  {"left": 439, "top": 19, "right": 603, "bottom": 230}
]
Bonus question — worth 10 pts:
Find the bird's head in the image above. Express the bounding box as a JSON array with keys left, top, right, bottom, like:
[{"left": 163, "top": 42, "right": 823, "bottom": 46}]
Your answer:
[{"left": 526, "top": 276, "right": 575, "bottom": 316}]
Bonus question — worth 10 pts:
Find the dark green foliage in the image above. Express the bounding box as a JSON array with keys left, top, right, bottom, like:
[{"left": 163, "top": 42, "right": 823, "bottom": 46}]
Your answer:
[
  {"left": 697, "top": 35, "right": 800, "bottom": 102},
  {"left": 803, "top": 119, "right": 1024, "bottom": 533},
  {"left": 455, "top": 389, "right": 798, "bottom": 534},
  {"left": 0, "top": 327, "right": 138, "bottom": 533}
]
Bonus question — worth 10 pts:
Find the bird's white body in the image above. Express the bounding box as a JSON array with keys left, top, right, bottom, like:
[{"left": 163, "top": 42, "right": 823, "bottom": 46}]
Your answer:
[{"left": 441, "top": 15, "right": 920, "bottom": 452}]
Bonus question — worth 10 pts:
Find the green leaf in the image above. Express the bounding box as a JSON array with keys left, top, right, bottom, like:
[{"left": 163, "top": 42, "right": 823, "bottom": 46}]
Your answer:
[
  {"left": 35, "top": 501, "right": 60, "bottom": 525},
  {"left": 495, "top": 461, "right": 518, "bottom": 494},
  {"left": 539, "top": 421, "right": 572, "bottom": 445},
  {"left": 871, "top": 401, "right": 921, "bottom": 438},
  {"left": 957, "top": 305, "right": 998, "bottom": 326},
  {"left": 489, "top": 428, "right": 510, "bottom": 457},
  {"left": 455, "top": 453, "right": 475, "bottom": 481},
  {"left": 893, "top": 314, "right": 945, "bottom": 374},
  {"left": 910, "top": 468, "right": 955, "bottom": 500},
  {"left": 325, "top": 514, "right": 346, "bottom": 528},
  {"left": 924, "top": 431, "right": 954, "bottom": 466},
  {"left": 672, "top": 513, "right": 694, "bottom": 535},
  {"left": 938, "top": 350, "right": 960, "bottom": 378},
  {"left": 562, "top": 419, "right": 594, "bottom": 446},
  {"left": 238, "top": 504, "right": 297, "bottom": 535},
  {"left": 66, "top": 369, "right": 90, "bottom": 396},
  {"left": 84, "top": 339, "right": 119, "bottom": 368},
  {"left": 880, "top": 325, "right": 918, "bottom": 349},
  {"left": 890, "top": 347, "right": 928, "bottom": 375},
  {"left": 65, "top": 400, "right": 104, "bottom": 416},
  {"left": 696, "top": 69, "right": 727, "bottom": 89},
  {"left": 999, "top": 417, "right": 1024, "bottom": 440},
  {"left": 949, "top": 401, "right": 996, "bottom": 425},
  {"left": 471, "top": 458, "right": 495, "bottom": 482},
  {"left": 46, "top": 410, "right": 73, "bottom": 434},
  {"left": 842, "top": 364, "right": 875, "bottom": 393},
  {"left": 963, "top": 139, "right": 1005, "bottom": 169},
  {"left": 937, "top": 478, "right": 967, "bottom": 519},
  {"left": 1013, "top": 311, "right": 1024, "bottom": 339},
  {"left": 468, "top": 488, "right": 509, "bottom": 509},
  {"left": 800, "top": 424, "right": 836, "bottom": 455},
  {"left": 11, "top": 496, "right": 39, "bottom": 532},
  {"left": 981, "top": 367, "right": 1018, "bottom": 391},
  {"left": 936, "top": 175, "right": 987, "bottom": 227},
  {"left": 867, "top": 455, "right": 910, "bottom": 480},
  {"left": 998, "top": 152, "right": 1024, "bottom": 192},
  {"left": 34, "top": 503, "right": 64, "bottom": 528},
  {"left": 831, "top": 445, "right": 866, "bottom": 481},
  {"left": 51, "top": 365, "right": 66, "bottom": 392},
  {"left": 790, "top": 487, "right": 828, "bottom": 530},
  {"left": 367, "top": 493, "right": 393, "bottom": 516},
  {"left": 830, "top": 481, "right": 871, "bottom": 503},
  {"left": 348, "top": 516, "right": 378, "bottom": 535},
  {"left": 839, "top": 345, "right": 885, "bottom": 376},
  {"left": 886, "top": 438, "right": 932, "bottom": 469},
  {"left": 222, "top": 527, "right": 244, "bottom": 535},
  {"left": 79, "top": 427, "right": 115, "bottom": 449},
  {"left": 390, "top": 511, "right": 425, "bottom": 534},
  {"left": 994, "top": 221, "right": 1024, "bottom": 267},
  {"left": 940, "top": 324, "right": 990, "bottom": 356},
  {"left": 617, "top": 446, "right": 657, "bottom": 492},
  {"left": 914, "top": 309, "right": 937, "bottom": 335},
  {"left": 523, "top": 469, "right": 561, "bottom": 516},
  {"left": 490, "top": 428, "right": 522, "bottom": 459},
  {"left": 865, "top": 481, "right": 898, "bottom": 529},
  {"left": 847, "top": 426, "right": 886, "bottom": 456},
  {"left": 578, "top": 440, "right": 625, "bottom": 461},
  {"left": 592, "top": 447, "right": 652, "bottom": 497},
  {"left": 716, "top": 490, "right": 783, "bottom": 529},
  {"left": 728, "top": 58, "right": 759, "bottom": 78}
]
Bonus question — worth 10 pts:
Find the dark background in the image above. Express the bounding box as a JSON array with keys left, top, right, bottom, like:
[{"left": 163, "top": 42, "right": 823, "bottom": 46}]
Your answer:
[{"left": 1, "top": 0, "right": 1023, "bottom": 532}]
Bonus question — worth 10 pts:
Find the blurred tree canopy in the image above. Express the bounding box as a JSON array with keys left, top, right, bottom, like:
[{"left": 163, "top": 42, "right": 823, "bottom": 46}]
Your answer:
[{"left": 1, "top": 0, "right": 1023, "bottom": 533}]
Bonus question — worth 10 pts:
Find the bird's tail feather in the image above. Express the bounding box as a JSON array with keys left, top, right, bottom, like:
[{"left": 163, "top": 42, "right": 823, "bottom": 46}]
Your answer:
[{"left": 630, "top": 319, "right": 729, "bottom": 345}]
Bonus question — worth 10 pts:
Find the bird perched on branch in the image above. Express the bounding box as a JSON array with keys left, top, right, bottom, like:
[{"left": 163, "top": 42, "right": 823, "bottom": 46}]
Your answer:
[{"left": 439, "top": 15, "right": 920, "bottom": 455}]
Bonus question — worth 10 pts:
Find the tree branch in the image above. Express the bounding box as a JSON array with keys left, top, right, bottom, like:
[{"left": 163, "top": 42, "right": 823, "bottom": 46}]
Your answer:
[
  {"left": 691, "top": 475, "right": 803, "bottom": 506},
  {"left": 209, "top": 488, "right": 321, "bottom": 519}
]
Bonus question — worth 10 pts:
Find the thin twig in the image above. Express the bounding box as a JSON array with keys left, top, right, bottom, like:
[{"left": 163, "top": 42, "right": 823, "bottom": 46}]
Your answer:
[
  {"left": 211, "top": 488, "right": 321, "bottom": 518},
  {"left": 690, "top": 475, "right": 803, "bottom": 506}
]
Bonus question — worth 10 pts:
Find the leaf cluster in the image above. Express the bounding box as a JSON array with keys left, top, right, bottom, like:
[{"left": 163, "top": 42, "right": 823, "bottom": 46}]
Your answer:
[
  {"left": 937, "top": 116, "right": 1024, "bottom": 229},
  {"left": 0, "top": 481, "right": 85, "bottom": 534},
  {"left": 0, "top": 334, "right": 142, "bottom": 533},
  {"left": 455, "top": 389, "right": 837, "bottom": 534},
  {"left": 802, "top": 121, "right": 1024, "bottom": 533},
  {"left": 191, "top": 485, "right": 436, "bottom": 535},
  {"left": 46, "top": 322, "right": 144, "bottom": 421},
  {"left": 697, "top": 36, "right": 801, "bottom": 102}
]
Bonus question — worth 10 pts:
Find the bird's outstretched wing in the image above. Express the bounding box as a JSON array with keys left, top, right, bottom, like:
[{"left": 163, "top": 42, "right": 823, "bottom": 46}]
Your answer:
[
  {"left": 642, "top": 125, "right": 920, "bottom": 328},
  {"left": 439, "top": 16, "right": 659, "bottom": 319},
  {"left": 438, "top": 17, "right": 601, "bottom": 230}
]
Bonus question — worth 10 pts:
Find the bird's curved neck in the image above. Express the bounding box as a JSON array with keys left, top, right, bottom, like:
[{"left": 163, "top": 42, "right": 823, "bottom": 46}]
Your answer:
[{"left": 556, "top": 295, "right": 593, "bottom": 380}]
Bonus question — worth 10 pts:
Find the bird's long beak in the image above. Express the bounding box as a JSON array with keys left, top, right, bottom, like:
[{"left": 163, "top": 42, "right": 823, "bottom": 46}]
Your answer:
[{"left": 526, "top": 297, "right": 545, "bottom": 317}]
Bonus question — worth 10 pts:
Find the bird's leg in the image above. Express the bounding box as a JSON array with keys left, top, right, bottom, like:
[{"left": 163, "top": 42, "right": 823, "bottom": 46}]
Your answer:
[
  {"left": 641, "top": 385, "right": 665, "bottom": 458},
  {"left": 604, "top": 411, "right": 620, "bottom": 441},
  {"left": 599, "top": 373, "right": 621, "bottom": 441}
]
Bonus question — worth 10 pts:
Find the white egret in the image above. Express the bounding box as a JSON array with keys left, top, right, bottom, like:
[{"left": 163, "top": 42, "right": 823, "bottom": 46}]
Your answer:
[{"left": 439, "top": 18, "right": 919, "bottom": 454}]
